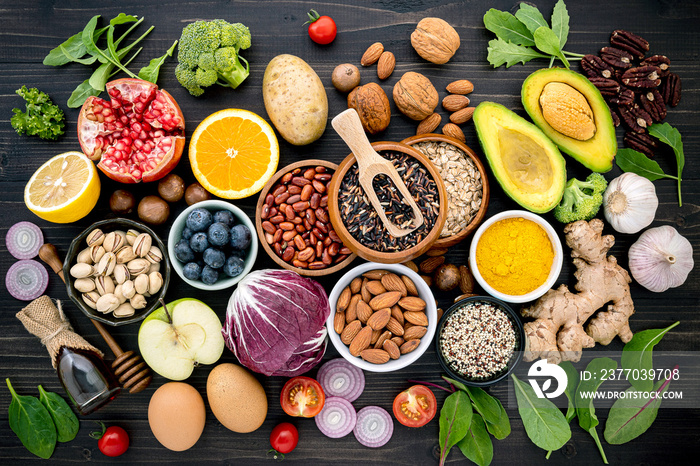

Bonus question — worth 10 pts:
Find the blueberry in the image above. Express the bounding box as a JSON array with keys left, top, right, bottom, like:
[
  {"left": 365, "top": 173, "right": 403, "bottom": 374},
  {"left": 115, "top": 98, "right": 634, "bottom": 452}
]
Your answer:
[
  {"left": 186, "top": 208, "right": 213, "bottom": 232},
  {"left": 190, "top": 232, "right": 209, "bottom": 253},
  {"left": 208, "top": 222, "right": 230, "bottom": 247},
  {"left": 230, "top": 224, "right": 252, "bottom": 250},
  {"left": 203, "top": 248, "right": 226, "bottom": 269},
  {"left": 213, "top": 210, "right": 235, "bottom": 227},
  {"left": 183, "top": 262, "right": 202, "bottom": 281},
  {"left": 174, "top": 239, "right": 195, "bottom": 263},
  {"left": 223, "top": 255, "right": 245, "bottom": 277},
  {"left": 201, "top": 265, "right": 219, "bottom": 285},
  {"left": 181, "top": 227, "right": 194, "bottom": 241}
]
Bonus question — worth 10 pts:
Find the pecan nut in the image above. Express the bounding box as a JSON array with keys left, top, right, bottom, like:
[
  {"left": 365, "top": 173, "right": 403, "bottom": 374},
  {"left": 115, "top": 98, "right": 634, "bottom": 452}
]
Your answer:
[
  {"left": 588, "top": 76, "right": 620, "bottom": 98},
  {"left": 609, "top": 106, "right": 621, "bottom": 127},
  {"left": 609, "top": 88, "right": 635, "bottom": 107},
  {"left": 581, "top": 54, "right": 614, "bottom": 79},
  {"left": 621, "top": 66, "right": 662, "bottom": 89},
  {"left": 600, "top": 47, "right": 634, "bottom": 69},
  {"left": 610, "top": 30, "right": 649, "bottom": 59},
  {"left": 639, "top": 89, "right": 667, "bottom": 122},
  {"left": 624, "top": 131, "right": 658, "bottom": 158},
  {"left": 661, "top": 72, "right": 682, "bottom": 107},
  {"left": 641, "top": 55, "right": 671, "bottom": 77},
  {"left": 619, "top": 104, "right": 652, "bottom": 133}
]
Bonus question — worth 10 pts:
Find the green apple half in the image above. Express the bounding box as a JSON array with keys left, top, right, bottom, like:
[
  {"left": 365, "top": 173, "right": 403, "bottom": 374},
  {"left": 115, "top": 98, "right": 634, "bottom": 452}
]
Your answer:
[{"left": 138, "top": 298, "right": 225, "bottom": 381}]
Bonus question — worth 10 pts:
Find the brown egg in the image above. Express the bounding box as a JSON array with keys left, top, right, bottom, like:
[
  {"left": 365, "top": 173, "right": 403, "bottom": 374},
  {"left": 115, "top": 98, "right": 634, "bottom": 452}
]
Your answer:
[
  {"left": 148, "top": 382, "right": 205, "bottom": 451},
  {"left": 207, "top": 363, "right": 267, "bottom": 433}
]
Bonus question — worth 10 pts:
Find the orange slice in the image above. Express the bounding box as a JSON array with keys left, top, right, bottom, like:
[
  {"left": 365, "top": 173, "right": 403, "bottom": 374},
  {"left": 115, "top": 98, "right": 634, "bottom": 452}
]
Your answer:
[{"left": 189, "top": 109, "right": 279, "bottom": 199}]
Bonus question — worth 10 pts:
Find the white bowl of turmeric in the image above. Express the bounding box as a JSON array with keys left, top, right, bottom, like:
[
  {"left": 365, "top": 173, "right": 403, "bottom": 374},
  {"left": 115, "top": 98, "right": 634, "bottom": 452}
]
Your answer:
[{"left": 469, "top": 210, "right": 563, "bottom": 303}]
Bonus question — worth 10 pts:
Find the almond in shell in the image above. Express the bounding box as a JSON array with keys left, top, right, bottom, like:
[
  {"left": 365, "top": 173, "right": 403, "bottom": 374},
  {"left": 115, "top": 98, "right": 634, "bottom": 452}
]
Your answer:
[
  {"left": 381, "top": 273, "right": 407, "bottom": 296},
  {"left": 361, "top": 42, "right": 384, "bottom": 66},
  {"left": 398, "top": 296, "right": 427, "bottom": 312},
  {"left": 356, "top": 300, "right": 373, "bottom": 323},
  {"left": 404, "top": 325, "right": 428, "bottom": 340},
  {"left": 367, "top": 308, "right": 391, "bottom": 330},
  {"left": 349, "top": 326, "right": 373, "bottom": 356},
  {"left": 400, "top": 339, "right": 421, "bottom": 354},
  {"left": 341, "top": 320, "right": 362, "bottom": 345},
  {"left": 383, "top": 340, "right": 401, "bottom": 359},
  {"left": 337, "top": 286, "right": 351, "bottom": 312},
  {"left": 369, "top": 291, "right": 403, "bottom": 310},
  {"left": 361, "top": 348, "right": 390, "bottom": 364}
]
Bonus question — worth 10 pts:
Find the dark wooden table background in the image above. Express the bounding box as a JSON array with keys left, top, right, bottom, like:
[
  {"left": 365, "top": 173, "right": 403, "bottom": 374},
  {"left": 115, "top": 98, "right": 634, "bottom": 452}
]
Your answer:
[{"left": 1, "top": 0, "right": 698, "bottom": 464}]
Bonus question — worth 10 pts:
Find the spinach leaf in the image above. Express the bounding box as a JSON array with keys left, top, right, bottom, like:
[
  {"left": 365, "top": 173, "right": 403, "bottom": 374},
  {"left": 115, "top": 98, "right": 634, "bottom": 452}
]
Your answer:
[
  {"left": 550, "top": 0, "right": 570, "bottom": 49},
  {"left": 560, "top": 361, "right": 579, "bottom": 423},
  {"left": 483, "top": 9, "right": 535, "bottom": 46},
  {"left": 458, "top": 413, "right": 493, "bottom": 466},
  {"left": 67, "top": 80, "right": 102, "bottom": 108},
  {"left": 648, "top": 122, "right": 685, "bottom": 206},
  {"left": 443, "top": 376, "right": 510, "bottom": 439},
  {"left": 615, "top": 148, "right": 677, "bottom": 181},
  {"left": 38, "top": 385, "right": 79, "bottom": 443},
  {"left": 533, "top": 26, "right": 569, "bottom": 68},
  {"left": 622, "top": 321, "right": 680, "bottom": 391},
  {"left": 515, "top": 3, "right": 549, "bottom": 34},
  {"left": 439, "top": 391, "right": 472, "bottom": 465},
  {"left": 6, "top": 379, "right": 56, "bottom": 459},
  {"left": 604, "top": 371, "right": 674, "bottom": 445},
  {"left": 576, "top": 357, "right": 617, "bottom": 464},
  {"left": 138, "top": 40, "right": 178, "bottom": 84},
  {"left": 511, "top": 374, "right": 571, "bottom": 451},
  {"left": 487, "top": 39, "right": 548, "bottom": 68}
]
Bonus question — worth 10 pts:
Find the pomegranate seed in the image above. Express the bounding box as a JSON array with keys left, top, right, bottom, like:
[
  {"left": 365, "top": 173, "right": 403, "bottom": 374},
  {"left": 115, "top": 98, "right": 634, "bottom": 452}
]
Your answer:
[
  {"left": 109, "top": 88, "right": 119, "bottom": 98},
  {"left": 96, "top": 113, "right": 105, "bottom": 123},
  {"left": 142, "top": 122, "right": 151, "bottom": 131},
  {"left": 154, "top": 130, "right": 164, "bottom": 138},
  {"left": 93, "top": 104, "right": 103, "bottom": 113},
  {"left": 134, "top": 139, "right": 144, "bottom": 149},
  {"left": 86, "top": 113, "right": 97, "bottom": 121}
]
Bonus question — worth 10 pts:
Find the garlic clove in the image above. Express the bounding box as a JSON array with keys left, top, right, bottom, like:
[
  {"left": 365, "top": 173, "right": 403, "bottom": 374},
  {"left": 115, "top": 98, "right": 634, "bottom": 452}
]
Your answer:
[
  {"left": 629, "top": 225, "right": 694, "bottom": 292},
  {"left": 603, "top": 173, "right": 658, "bottom": 234}
]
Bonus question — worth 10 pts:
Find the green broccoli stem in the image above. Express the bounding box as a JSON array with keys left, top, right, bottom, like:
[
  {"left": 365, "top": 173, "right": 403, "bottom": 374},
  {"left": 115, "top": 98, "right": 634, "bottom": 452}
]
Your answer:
[{"left": 217, "top": 66, "right": 249, "bottom": 89}]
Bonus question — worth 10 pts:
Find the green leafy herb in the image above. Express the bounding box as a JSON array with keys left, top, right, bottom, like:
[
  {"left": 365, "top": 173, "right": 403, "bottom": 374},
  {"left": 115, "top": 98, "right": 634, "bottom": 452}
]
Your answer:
[
  {"left": 511, "top": 374, "right": 571, "bottom": 451},
  {"left": 11, "top": 86, "right": 65, "bottom": 140},
  {"left": 139, "top": 40, "right": 178, "bottom": 84},
  {"left": 458, "top": 413, "right": 494, "bottom": 466},
  {"left": 443, "top": 376, "right": 511, "bottom": 439},
  {"left": 43, "top": 27, "right": 108, "bottom": 66},
  {"left": 648, "top": 122, "right": 685, "bottom": 206},
  {"left": 533, "top": 26, "right": 569, "bottom": 68},
  {"left": 615, "top": 148, "right": 675, "bottom": 181},
  {"left": 483, "top": 9, "right": 535, "bottom": 46},
  {"left": 6, "top": 379, "right": 57, "bottom": 459},
  {"left": 604, "top": 369, "right": 675, "bottom": 444},
  {"left": 550, "top": 0, "right": 570, "bottom": 49},
  {"left": 545, "top": 361, "right": 579, "bottom": 459},
  {"left": 621, "top": 321, "right": 680, "bottom": 391},
  {"left": 487, "top": 38, "right": 549, "bottom": 68},
  {"left": 439, "top": 391, "right": 472, "bottom": 466},
  {"left": 515, "top": 3, "right": 549, "bottom": 34},
  {"left": 576, "top": 357, "right": 617, "bottom": 464},
  {"left": 68, "top": 80, "right": 102, "bottom": 108},
  {"left": 37, "top": 385, "right": 79, "bottom": 443}
]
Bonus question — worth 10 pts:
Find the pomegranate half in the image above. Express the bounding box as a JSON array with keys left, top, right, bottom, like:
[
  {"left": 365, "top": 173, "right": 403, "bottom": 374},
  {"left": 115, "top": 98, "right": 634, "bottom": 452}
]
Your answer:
[{"left": 77, "top": 78, "right": 185, "bottom": 184}]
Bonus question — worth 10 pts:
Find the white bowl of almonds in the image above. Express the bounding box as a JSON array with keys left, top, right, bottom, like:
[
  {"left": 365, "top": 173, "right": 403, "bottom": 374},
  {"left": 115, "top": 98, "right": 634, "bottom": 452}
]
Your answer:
[
  {"left": 327, "top": 262, "right": 437, "bottom": 372},
  {"left": 64, "top": 218, "right": 170, "bottom": 326}
]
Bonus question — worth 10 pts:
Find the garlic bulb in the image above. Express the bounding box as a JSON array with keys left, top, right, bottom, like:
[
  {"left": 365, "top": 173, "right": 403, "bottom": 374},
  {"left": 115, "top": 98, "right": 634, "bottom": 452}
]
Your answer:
[
  {"left": 603, "top": 173, "right": 658, "bottom": 234},
  {"left": 629, "top": 226, "right": 694, "bottom": 292}
]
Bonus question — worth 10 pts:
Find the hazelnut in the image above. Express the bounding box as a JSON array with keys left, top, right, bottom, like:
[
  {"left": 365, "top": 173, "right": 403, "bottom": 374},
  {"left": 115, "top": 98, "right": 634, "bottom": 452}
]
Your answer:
[
  {"left": 109, "top": 190, "right": 136, "bottom": 215},
  {"left": 434, "top": 263, "right": 460, "bottom": 291},
  {"left": 332, "top": 64, "right": 361, "bottom": 93},
  {"left": 138, "top": 195, "right": 170, "bottom": 225},
  {"left": 185, "top": 183, "right": 212, "bottom": 206},
  {"left": 157, "top": 174, "right": 186, "bottom": 203}
]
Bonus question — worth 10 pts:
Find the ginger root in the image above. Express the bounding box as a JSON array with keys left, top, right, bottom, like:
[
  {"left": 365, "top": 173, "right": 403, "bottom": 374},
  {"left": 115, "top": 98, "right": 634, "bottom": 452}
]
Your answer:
[{"left": 521, "top": 219, "right": 635, "bottom": 363}]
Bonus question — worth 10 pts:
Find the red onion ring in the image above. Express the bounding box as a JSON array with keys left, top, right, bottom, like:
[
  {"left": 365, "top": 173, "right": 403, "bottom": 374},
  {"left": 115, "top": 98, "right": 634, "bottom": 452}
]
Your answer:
[
  {"left": 317, "top": 358, "right": 365, "bottom": 402},
  {"left": 6, "top": 260, "right": 49, "bottom": 301},
  {"left": 353, "top": 406, "right": 393, "bottom": 448},
  {"left": 315, "top": 396, "right": 357, "bottom": 439},
  {"left": 6, "top": 222, "right": 43, "bottom": 260}
]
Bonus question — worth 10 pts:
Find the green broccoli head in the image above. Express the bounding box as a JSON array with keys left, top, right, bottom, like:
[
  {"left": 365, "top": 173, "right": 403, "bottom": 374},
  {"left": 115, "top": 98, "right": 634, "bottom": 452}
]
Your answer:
[
  {"left": 553, "top": 172, "right": 608, "bottom": 224},
  {"left": 175, "top": 19, "right": 250, "bottom": 96}
]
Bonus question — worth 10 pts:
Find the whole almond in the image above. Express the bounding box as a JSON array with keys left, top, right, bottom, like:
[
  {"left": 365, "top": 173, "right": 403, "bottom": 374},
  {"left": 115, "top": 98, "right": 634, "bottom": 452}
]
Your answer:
[
  {"left": 386, "top": 317, "right": 405, "bottom": 336},
  {"left": 401, "top": 275, "right": 419, "bottom": 297},
  {"left": 337, "top": 286, "right": 351, "bottom": 312},
  {"left": 400, "top": 339, "right": 421, "bottom": 354},
  {"left": 356, "top": 300, "right": 374, "bottom": 323},
  {"left": 381, "top": 273, "right": 407, "bottom": 296},
  {"left": 346, "top": 294, "right": 361, "bottom": 323},
  {"left": 446, "top": 79, "right": 474, "bottom": 94},
  {"left": 427, "top": 248, "right": 449, "bottom": 257},
  {"left": 349, "top": 326, "right": 373, "bottom": 356},
  {"left": 459, "top": 265, "right": 475, "bottom": 294},
  {"left": 363, "top": 269, "right": 390, "bottom": 280},
  {"left": 442, "top": 123, "right": 466, "bottom": 142},
  {"left": 341, "top": 320, "right": 362, "bottom": 345},
  {"left": 374, "top": 330, "right": 392, "bottom": 349},
  {"left": 420, "top": 256, "right": 445, "bottom": 274},
  {"left": 404, "top": 322, "right": 414, "bottom": 331},
  {"left": 403, "top": 260, "right": 419, "bottom": 273},
  {"left": 454, "top": 293, "right": 479, "bottom": 303},
  {"left": 371, "top": 328, "right": 382, "bottom": 345},
  {"left": 450, "top": 107, "right": 475, "bottom": 124},
  {"left": 334, "top": 312, "right": 346, "bottom": 334},
  {"left": 383, "top": 340, "right": 401, "bottom": 359},
  {"left": 361, "top": 348, "right": 391, "bottom": 364},
  {"left": 350, "top": 277, "right": 363, "bottom": 294},
  {"left": 442, "top": 94, "right": 470, "bottom": 112},
  {"left": 416, "top": 113, "right": 441, "bottom": 135},
  {"left": 377, "top": 51, "right": 395, "bottom": 80},
  {"left": 399, "top": 296, "right": 427, "bottom": 312},
  {"left": 367, "top": 308, "right": 391, "bottom": 330},
  {"left": 369, "top": 291, "right": 403, "bottom": 310},
  {"left": 361, "top": 278, "right": 372, "bottom": 303},
  {"left": 361, "top": 42, "right": 384, "bottom": 66},
  {"left": 404, "top": 311, "right": 429, "bottom": 326},
  {"left": 366, "top": 280, "right": 387, "bottom": 295},
  {"left": 404, "top": 326, "right": 428, "bottom": 340},
  {"left": 391, "top": 336, "right": 405, "bottom": 347},
  {"left": 391, "top": 305, "right": 405, "bottom": 326}
]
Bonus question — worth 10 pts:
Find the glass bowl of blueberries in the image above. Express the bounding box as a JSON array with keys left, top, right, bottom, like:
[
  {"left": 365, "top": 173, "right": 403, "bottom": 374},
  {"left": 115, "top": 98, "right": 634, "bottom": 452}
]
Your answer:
[{"left": 167, "top": 200, "right": 258, "bottom": 290}]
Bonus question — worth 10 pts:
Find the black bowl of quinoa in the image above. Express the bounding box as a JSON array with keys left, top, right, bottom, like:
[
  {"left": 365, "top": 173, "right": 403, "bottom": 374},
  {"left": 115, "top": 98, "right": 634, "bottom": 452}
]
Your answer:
[{"left": 436, "top": 296, "right": 525, "bottom": 387}]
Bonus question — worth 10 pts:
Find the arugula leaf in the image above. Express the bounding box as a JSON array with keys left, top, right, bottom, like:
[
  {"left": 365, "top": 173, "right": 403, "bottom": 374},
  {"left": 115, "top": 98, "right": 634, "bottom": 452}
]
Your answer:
[
  {"left": 483, "top": 9, "right": 534, "bottom": 46},
  {"left": 139, "top": 40, "right": 178, "bottom": 84},
  {"left": 621, "top": 322, "right": 680, "bottom": 391},
  {"left": 648, "top": 122, "right": 684, "bottom": 206},
  {"left": 487, "top": 38, "right": 548, "bottom": 68},
  {"left": 81, "top": 15, "right": 108, "bottom": 64},
  {"left": 67, "top": 80, "right": 101, "bottom": 108},
  {"left": 515, "top": 3, "right": 549, "bottom": 34},
  {"left": 551, "top": 0, "right": 570, "bottom": 49},
  {"left": 576, "top": 358, "right": 617, "bottom": 464},
  {"left": 439, "top": 391, "right": 472, "bottom": 465},
  {"left": 109, "top": 13, "right": 138, "bottom": 27},
  {"left": 89, "top": 62, "right": 115, "bottom": 92},
  {"left": 43, "top": 27, "right": 108, "bottom": 66},
  {"left": 615, "top": 148, "right": 677, "bottom": 181},
  {"left": 458, "top": 414, "right": 493, "bottom": 466},
  {"left": 534, "top": 26, "right": 569, "bottom": 68},
  {"left": 38, "top": 386, "right": 79, "bottom": 443}
]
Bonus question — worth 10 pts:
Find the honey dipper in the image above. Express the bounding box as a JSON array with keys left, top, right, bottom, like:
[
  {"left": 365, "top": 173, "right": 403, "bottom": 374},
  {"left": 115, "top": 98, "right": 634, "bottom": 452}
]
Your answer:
[{"left": 39, "top": 243, "right": 152, "bottom": 394}]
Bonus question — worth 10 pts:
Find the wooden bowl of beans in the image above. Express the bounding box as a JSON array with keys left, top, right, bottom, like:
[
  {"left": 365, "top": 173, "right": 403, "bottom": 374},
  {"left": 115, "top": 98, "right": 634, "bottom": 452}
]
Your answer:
[
  {"left": 401, "top": 134, "right": 490, "bottom": 250},
  {"left": 255, "top": 159, "right": 357, "bottom": 276}
]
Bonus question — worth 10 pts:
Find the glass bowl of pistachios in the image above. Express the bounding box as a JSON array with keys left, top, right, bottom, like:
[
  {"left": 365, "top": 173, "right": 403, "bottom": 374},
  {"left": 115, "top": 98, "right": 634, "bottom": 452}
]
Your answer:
[{"left": 63, "top": 218, "right": 171, "bottom": 326}]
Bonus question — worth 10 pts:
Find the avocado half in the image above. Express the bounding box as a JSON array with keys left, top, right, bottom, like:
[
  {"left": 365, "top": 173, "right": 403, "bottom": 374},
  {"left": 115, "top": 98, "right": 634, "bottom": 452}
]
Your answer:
[
  {"left": 473, "top": 102, "right": 566, "bottom": 213},
  {"left": 522, "top": 68, "right": 617, "bottom": 173}
]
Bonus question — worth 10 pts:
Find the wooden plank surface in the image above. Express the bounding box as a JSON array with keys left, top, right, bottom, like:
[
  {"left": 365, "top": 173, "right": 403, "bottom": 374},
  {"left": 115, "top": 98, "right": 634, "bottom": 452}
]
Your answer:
[{"left": 0, "top": 0, "right": 698, "bottom": 464}]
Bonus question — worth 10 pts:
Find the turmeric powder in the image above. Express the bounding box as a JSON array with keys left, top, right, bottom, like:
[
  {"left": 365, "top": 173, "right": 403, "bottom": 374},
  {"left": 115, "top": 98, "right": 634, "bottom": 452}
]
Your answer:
[{"left": 476, "top": 217, "right": 554, "bottom": 295}]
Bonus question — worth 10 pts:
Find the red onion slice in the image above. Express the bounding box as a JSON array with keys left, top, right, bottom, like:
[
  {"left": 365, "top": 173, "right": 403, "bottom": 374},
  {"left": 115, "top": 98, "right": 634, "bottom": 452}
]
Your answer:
[
  {"left": 6, "top": 260, "right": 49, "bottom": 301},
  {"left": 353, "top": 406, "right": 393, "bottom": 448},
  {"left": 315, "top": 396, "right": 357, "bottom": 439},
  {"left": 6, "top": 222, "right": 44, "bottom": 260},
  {"left": 317, "top": 358, "right": 365, "bottom": 402}
]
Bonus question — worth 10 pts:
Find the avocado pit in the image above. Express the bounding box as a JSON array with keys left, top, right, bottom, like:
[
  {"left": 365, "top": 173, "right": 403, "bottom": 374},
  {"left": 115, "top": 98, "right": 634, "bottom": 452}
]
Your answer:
[{"left": 539, "top": 82, "right": 596, "bottom": 141}]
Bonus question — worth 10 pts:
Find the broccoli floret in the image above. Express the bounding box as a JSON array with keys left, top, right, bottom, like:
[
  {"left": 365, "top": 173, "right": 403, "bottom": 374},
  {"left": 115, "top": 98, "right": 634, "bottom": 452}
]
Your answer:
[
  {"left": 554, "top": 173, "right": 608, "bottom": 224},
  {"left": 11, "top": 86, "right": 65, "bottom": 140},
  {"left": 175, "top": 19, "right": 251, "bottom": 96}
]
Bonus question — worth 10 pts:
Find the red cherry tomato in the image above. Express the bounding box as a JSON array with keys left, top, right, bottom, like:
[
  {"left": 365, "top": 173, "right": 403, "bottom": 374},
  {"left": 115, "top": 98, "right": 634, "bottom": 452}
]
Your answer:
[
  {"left": 392, "top": 385, "right": 437, "bottom": 428},
  {"left": 280, "top": 376, "right": 325, "bottom": 417},
  {"left": 305, "top": 9, "right": 337, "bottom": 45},
  {"left": 90, "top": 422, "right": 129, "bottom": 457},
  {"left": 270, "top": 422, "right": 299, "bottom": 457}
]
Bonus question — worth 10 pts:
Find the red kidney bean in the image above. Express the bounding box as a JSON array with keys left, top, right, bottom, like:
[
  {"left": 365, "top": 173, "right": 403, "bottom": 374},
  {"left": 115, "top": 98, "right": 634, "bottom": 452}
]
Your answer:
[
  {"left": 316, "top": 221, "right": 328, "bottom": 234},
  {"left": 262, "top": 221, "right": 276, "bottom": 234},
  {"left": 308, "top": 261, "right": 326, "bottom": 269},
  {"left": 265, "top": 232, "right": 274, "bottom": 244},
  {"left": 329, "top": 230, "right": 341, "bottom": 243},
  {"left": 316, "top": 208, "right": 329, "bottom": 223},
  {"left": 296, "top": 224, "right": 305, "bottom": 233},
  {"left": 301, "top": 184, "right": 313, "bottom": 201},
  {"left": 328, "top": 242, "right": 340, "bottom": 256},
  {"left": 303, "top": 168, "right": 316, "bottom": 180},
  {"left": 265, "top": 194, "right": 274, "bottom": 206},
  {"left": 282, "top": 246, "right": 294, "bottom": 262},
  {"left": 306, "top": 209, "right": 316, "bottom": 224},
  {"left": 293, "top": 201, "right": 310, "bottom": 212},
  {"left": 310, "top": 193, "right": 321, "bottom": 209},
  {"left": 293, "top": 259, "right": 308, "bottom": 268},
  {"left": 272, "top": 229, "right": 283, "bottom": 243},
  {"left": 309, "top": 233, "right": 318, "bottom": 245},
  {"left": 316, "top": 241, "right": 324, "bottom": 258},
  {"left": 292, "top": 168, "right": 302, "bottom": 175},
  {"left": 281, "top": 172, "right": 293, "bottom": 184},
  {"left": 287, "top": 194, "right": 301, "bottom": 204},
  {"left": 316, "top": 166, "right": 327, "bottom": 173},
  {"left": 282, "top": 230, "right": 296, "bottom": 242},
  {"left": 312, "top": 180, "right": 326, "bottom": 193},
  {"left": 323, "top": 237, "right": 333, "bottom": 247},
  {"left": 320, "top": 195, "right": 329, "bottom": 207},
  {"left": 314, "top": 173, "right": 332, "bottom": 182},
  {"left": 322, "top": 250, "right": 332, "bottom": 265},
  {"left": 335, "top": 254, "right": 349, "bottom": 263},
  {"left": 269, "top": 214, "right": 284, "bottom": 224},
  {"left": 269, "top": 207, "right": 278, "bottom": 217},
  {"left": 274, "top": 243, "right": 283, "bottom": 255},
  {"left": 339, "top": 246, "right": 352, "bottom": 255},
  {"left": 274, "top": 192, "right": 290, "bottom": 205},
  {"left": 298, "top": 247, "right": 315, "bottom": 262},
  {"left": 273, "top": 185, "right": 286, "bottom": 197},
  {"left": 260, "top": 204, "right": 270, "bottom": 220},
  {"left": 280, "top": 222, "right": 295, "bottom": 231},
  {"left": 292, "top": 177, "right": 311, "bottom": 187},
  {"left": 293, "top": 235, "right": 306, "bottom": 250},
  {"left": 285, "top": 205, "right": 296, "bottom": 220},
  {"left": 288, "top": 185, "right": 302, "bottom": 195}
]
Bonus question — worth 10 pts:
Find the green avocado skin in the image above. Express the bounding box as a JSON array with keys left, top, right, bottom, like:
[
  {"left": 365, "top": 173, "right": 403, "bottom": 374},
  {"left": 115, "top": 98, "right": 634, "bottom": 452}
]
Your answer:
[{"left": 521, "top": 68, "right": 616, "bottom": 173}]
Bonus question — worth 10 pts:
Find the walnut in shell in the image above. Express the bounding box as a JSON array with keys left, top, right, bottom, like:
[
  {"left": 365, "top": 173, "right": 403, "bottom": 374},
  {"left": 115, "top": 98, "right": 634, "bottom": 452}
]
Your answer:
[
  {"left": 347, "top": 82, "right": 391, "bottom": 134},
  {"left": 411, "top": 17, "right": 460, "bottom": 64},
  {"left": 393, "top": 72, "right": 439, "bottom": 121}
]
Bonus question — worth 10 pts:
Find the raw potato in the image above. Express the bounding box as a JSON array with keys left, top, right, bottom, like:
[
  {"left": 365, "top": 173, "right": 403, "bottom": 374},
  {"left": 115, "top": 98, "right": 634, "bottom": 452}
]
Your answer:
[{"left": 263, "top": 54, "right": 328, "bottom": 145}]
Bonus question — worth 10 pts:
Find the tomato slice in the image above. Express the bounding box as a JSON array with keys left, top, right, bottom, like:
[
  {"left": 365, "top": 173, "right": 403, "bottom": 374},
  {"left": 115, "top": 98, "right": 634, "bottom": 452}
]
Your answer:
[
  {"left": 392, "top": 385, "right": 437, "bottom": 428},
  {"left": 281, "top": 376, "right": 325, "bottom": 418}
]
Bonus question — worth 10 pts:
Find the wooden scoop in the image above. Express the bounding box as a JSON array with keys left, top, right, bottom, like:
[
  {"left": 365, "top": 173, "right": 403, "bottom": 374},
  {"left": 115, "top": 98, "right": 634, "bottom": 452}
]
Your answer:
[
  {"left": 332, "top": 109, "right": 424, "bottom": 237},
  {"left": 39, "top": 243, "right": 152, "bottom": 394}
]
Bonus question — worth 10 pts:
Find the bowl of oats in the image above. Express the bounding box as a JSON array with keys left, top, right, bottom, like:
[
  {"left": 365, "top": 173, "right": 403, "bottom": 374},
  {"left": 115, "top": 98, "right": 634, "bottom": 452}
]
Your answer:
[{"left": 402, "top": 134, "right": 490, "bottom": 249}]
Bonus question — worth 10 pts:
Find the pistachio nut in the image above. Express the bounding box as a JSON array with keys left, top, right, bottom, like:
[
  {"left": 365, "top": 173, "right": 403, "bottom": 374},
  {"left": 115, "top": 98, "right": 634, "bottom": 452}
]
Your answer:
[
  {"left": 148, "top": 262, "right": 161, "bottom": 274},
  {"left": 121, "top": 280, "right": 136, "bottom": 299},
  {"left": 82, "top": 291, "right": 100, "bottom": 309},
  {"left": 127, "top": 258, "right": 151, "bottom": 276},
  {"left": 113, "top": 264, "right": 130, "bottom": 284},
  {"left": 114, "top": 230, "right": 127, "bottom": 246},
  {"left": 96, "top": 294, "right": 120, "bottom": 313},
  {"left": 74, "top": 278, "right": 96, "bottom": 293},
  {"left": 133, "top": 233, "right": 153, "bottom": 257},
  {"left": 86, "top": 229, "right": 105, "bottom": 247},
  {"left": 95, "top": 275, "right": 115, "bottom": 296},
  {"left": 146, "top": 246, "right": 163, "bottom": 264},
  {"left": 113, "top": 284, "right": 127, "bottom": 304},
  {"left": 103, "top": 232, "right": 124, "bottom": 253},
  {"left": 134, "top": 274, "right": 149, "bottom": 295},
  {"left": 116, "top": 246, "right": 137, "bottom": 264},
  {"left": 130, "top": 294, "right": 147, "bottom": 310},
  {"left": 96, "top": 252, "right": 117, "bottom": 276},
  {"left": 76, "top": 248, "right": 93, "bottom": 264},
  {"left": 114, "top": 303, "right": 136, "bottom": 318},
  {"left": 148, "top": 272, "right": 163, "bottom": 295},
  {"left": 89, "top": 245, "right": 106, "bottom": 264},
  {"left": 70, "top": 263, "right": 95, "bottom": 279},
  {"left": 126, "top": 229, "right": 140, "bottom": 246}
]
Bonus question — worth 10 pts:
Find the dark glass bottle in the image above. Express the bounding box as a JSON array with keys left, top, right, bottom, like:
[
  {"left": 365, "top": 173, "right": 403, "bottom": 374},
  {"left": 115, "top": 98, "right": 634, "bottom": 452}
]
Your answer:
[{"left": 56, "top": 346, "right": 121, "bottom": 415}]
